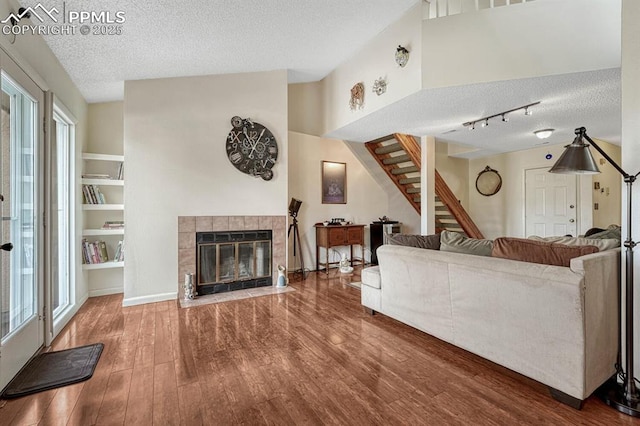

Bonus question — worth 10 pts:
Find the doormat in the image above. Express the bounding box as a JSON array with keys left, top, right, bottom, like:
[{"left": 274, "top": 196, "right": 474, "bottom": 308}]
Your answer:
[{"left": 1, "top": 343, "right": 103, "bottom": 399}]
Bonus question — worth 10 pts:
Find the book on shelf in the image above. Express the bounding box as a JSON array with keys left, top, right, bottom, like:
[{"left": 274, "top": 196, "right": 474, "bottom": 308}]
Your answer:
[
  {"left": 116, "top": 162, "right": 124, "bottom": 180},
  {"left": 82, "top": 239, "right": 112, "bottom": 264},
  {"left": 113, "top": 240, "right": 124, "bottom": 262},
  {"left": 82, "top": 184, "right": 107, "bottom": 204},
  {"left": 82, "top": 173, "right": 111, "bottom": 179},
  {"left": 102, "top": 220, "right": 124, "bottom": 229}
]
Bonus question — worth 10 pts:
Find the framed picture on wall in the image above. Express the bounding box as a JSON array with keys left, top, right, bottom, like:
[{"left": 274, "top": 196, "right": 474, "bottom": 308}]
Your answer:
[{"left": 321, "top": 161, "right": 347, "bottom": 204}]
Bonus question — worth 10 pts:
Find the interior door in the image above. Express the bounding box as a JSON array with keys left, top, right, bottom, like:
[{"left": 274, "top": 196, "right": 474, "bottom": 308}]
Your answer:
[
  {"left": 0, "top": 51, "right": 44, "bottom": 390},
  {"left": 525, "top": 167, "right": 578, "bottom": 237}
]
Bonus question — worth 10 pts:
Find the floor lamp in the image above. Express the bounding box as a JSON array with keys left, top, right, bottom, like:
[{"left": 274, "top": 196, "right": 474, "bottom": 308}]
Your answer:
[{"left": 550, "top": 127, "right": 640, "bottom": 416}]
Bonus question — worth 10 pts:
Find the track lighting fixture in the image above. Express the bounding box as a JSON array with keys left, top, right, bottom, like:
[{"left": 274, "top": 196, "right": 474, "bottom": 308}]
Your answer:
[{"left": 463, "top": 101, "right": 540, "bottom": 130}]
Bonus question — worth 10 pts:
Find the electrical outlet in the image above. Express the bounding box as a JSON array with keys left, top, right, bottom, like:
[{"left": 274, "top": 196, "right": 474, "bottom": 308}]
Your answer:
[
  {"left": 594, "top": 203, "right": 599, "bottom": 210},
  {"left": 594, "top": 182, "right": 600, "bottom": 190}
]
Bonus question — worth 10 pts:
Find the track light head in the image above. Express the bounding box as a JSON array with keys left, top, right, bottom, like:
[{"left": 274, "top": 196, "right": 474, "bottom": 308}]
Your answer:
[
  {"left": 502, "top": 114, "right": 508, "bottom": 122},
  {"left": 524, "top": 107, "right": 532, "bottom": 116}
]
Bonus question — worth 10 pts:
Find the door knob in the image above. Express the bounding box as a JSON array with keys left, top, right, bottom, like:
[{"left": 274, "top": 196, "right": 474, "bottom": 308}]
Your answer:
[
  {"left": 569, "top": 205, "right": 575, "bottom": 209},
  {"left": 569, "top": 219, "right": 575, "bottom": 223},
  {"left": 1, "top": 242, "right": 13, "bottom": 251}
]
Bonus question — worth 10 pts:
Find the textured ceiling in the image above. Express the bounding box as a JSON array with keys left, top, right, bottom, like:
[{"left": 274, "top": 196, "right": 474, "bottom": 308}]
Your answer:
[
  {"left": 326, "top": 68, "right": 621, "bottom": 153},
  {"left": 23, "top": 0, "right": 419, "bottom": 102}
]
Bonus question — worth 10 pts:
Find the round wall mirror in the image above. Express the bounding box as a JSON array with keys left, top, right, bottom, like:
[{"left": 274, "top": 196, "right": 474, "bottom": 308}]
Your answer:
[{"left": 476, "top": 166, "right": 502, "bottom": 196}]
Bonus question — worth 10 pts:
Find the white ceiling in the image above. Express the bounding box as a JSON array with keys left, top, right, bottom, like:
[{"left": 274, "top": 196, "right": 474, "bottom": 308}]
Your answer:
[
  {"left": 20, "top": 1, "right": 621, "bottom": 153},
  {"left": 25, "top": 0, "right": 419, "bottom": 103},
  {"left": 326, "top": 68, "right": 621, "bottom": 154}
]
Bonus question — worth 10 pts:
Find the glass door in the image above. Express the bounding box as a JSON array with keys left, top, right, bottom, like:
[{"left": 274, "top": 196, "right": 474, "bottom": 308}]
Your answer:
[{"left": 0, "top": 51, "right": 44, "bottom": 390}]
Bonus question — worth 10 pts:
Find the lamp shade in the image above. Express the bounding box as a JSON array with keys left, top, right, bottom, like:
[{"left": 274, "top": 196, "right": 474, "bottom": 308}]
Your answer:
[{"left": 548, "top": 134, "right": 600, "bottom": 174}]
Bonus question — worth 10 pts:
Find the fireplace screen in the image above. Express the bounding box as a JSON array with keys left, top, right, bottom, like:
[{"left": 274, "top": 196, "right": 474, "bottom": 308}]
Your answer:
[{"left": 196, "top": 231, "right": 272, "bottom": 294}]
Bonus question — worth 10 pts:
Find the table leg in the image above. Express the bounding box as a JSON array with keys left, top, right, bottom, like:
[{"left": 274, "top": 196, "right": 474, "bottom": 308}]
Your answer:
[
  {"left": 325, "top": 247, "right": 329, "bottom": 275},
  {"left": 350, "top": 245, "right": 353, "bottom": 267},
  {"left": 316, "top": 245, "right": 319, "bottom": 272}
]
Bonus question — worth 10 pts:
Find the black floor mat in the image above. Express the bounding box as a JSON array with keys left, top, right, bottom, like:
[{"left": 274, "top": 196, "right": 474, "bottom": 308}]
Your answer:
[{"left": 1, "top": 343, "right": 104, "bottom": 399}]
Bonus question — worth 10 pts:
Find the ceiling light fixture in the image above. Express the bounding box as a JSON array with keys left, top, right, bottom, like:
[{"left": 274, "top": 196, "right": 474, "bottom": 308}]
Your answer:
[
  {"left": 463, "top": 101, "right": 540, "bottom": 130},
  {"left": 534, "top": 129, "right": 554, "bottom": 139}
]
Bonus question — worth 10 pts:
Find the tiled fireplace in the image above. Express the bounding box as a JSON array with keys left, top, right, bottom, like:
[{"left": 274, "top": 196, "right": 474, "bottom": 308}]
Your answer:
[{"left": 178, "top": 215, "right": 286, "bottom": 299}]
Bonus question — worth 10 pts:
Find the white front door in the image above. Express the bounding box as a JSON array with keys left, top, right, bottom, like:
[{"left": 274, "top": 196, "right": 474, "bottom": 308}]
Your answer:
[
  {"left": 525, "top": 167, "right": 578, "bottom": 237},
  {"left": 0, "top": 51, "right": 45, "bottom": 390}
]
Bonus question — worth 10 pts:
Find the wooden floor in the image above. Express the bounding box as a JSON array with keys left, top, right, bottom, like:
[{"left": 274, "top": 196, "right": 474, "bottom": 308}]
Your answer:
[{"left": 2, "top": 268, "right": 639, "bottom": 425}]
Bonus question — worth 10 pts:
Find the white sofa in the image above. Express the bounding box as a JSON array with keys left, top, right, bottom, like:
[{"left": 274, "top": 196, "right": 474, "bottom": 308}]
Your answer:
[{"left": 361, "top": 244, "right": 620, "bottom": 407}]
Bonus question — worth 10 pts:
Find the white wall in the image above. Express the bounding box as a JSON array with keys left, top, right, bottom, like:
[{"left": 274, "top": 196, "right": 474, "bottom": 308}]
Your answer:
[
  {"left": 590, "top": 140, "right": 622, "bottom": 229},
  {"left": 124, "top": 70, "right": 288, "bottom": 304},
  {"left": 0, "top": 0, "right": 89, "bottom": 311},
  {"left": 422, "top": 0, "right": 620, "bottom": 89},
  {"left": 86, "top": 102, "right": 124, "bottom": 296},
  {"left": 323, "top": 3, "right": 423, "bottom": 135},
  {"left": 621, "top": 0, "right": 640, "bottom": 374},
  {"left": 468, "top": 143, "right": 598, "bottom": 239},
  {"left": 288, "top": 82, "right": 324, "bottom": 137},
  {"left": 288, "top": 132, "right": 391, "bottom": 268},
  {"left": 435, "top": 141, "right": 469, "bottom": 209}
]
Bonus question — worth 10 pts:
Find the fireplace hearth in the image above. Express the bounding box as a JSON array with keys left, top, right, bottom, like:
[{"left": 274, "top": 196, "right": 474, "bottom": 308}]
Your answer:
[{"left": 196, "top": 230, "right": 272, "bottom": 295}]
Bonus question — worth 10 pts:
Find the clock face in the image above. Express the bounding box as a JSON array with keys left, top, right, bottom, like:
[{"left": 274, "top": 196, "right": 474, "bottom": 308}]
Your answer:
[{"left": 226, "top": 116, "right": 278, "bottom": 181}]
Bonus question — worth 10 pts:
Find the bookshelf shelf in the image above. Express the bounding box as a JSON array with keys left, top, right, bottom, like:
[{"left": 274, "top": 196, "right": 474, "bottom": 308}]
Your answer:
[
  {"left": 82, "top": 204, "right": 124, "bottom": 211},
  {"left": 82, "top": 261, "right": 124, "bottom": 270},
  {"left": 82, "top": 178, "right": 124, "bottom": 186},
  {"left": 82, "top": 229, "right": 125, "bottom": 236},
  {"left": 82, "top": 153, "right": 124, "bottom": 162}
]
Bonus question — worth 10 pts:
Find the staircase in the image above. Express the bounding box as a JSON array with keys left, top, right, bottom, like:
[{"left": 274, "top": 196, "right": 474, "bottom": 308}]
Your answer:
[{"left": 365, "top": 134, "right": 484, "bottom": 239}]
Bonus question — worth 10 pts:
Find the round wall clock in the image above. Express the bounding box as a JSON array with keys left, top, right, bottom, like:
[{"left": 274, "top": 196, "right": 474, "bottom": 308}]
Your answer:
[{"left": 226, "top": 116, "right": 278, "bottom": 181}]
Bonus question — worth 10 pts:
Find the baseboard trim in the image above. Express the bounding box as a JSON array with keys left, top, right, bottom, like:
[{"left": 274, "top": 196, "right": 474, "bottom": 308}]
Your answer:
[
  {"left": 122, "top": 292, "right": 177, "bottom": 307},
  {"left": 89, "top": 287, "right": 124, "bottom": 297}
]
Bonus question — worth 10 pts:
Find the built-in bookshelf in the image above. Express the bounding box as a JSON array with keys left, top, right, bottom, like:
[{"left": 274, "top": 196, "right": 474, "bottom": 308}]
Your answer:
[{"left": 81, "top": 153, "right": 124, "bottom": 271}]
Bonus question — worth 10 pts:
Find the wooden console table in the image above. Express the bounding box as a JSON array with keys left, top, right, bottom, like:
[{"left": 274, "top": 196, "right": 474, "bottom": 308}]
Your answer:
[{"left": 315, "top": 224, "right": 365, "bottom": 274}]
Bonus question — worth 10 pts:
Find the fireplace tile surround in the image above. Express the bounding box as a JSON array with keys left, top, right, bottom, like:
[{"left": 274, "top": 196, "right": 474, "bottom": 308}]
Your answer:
[{"left": 178, "top": 215, "right": 287, "bottom": 299}]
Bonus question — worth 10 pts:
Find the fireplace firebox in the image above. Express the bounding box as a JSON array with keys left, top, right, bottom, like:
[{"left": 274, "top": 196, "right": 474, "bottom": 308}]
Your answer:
[{"left": 196, "top": 230, "right": 272, "bottom": 295}]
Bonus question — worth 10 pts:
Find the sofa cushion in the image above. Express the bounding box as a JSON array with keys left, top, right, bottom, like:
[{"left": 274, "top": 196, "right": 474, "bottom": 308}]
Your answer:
[
  {"left": 440, "top": 230, "right": 493, "bottom": 257},
  {"left": 361, "top": 266, "right": 381, "bottom": 289},
  {"left": 387, "top": 233, "right": 440, "bottom": 250},
  {"left": 493, "top": 237, "right": 599, "bottom": 267},
  {"left": 585, "top": 225, "right": 621, "bottom": 241},
  {"left": 528, "top": 235, "right": 620, "bottom": 251}
]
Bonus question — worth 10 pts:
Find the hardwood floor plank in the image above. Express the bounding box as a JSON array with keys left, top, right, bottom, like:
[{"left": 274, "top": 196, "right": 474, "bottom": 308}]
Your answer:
[
  {"left": 94, "top": 369, "right": 132, "bottom": 425},
  {"left": 177, "top": 382, "right": 205, "bottom": 426},
  {"left": 152, "top": 362, "right": 180, "bottom": 426},
  {"left": 36, "top": 383, "right": 84, "bottom": 426},
  {"left": 123, "top": 365, "right": 153, "bottom": 426}
]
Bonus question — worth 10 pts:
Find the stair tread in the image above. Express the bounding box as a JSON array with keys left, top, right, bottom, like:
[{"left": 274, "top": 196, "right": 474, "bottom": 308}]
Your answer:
[
  {"left": 406, "top": 188, "right": 420, "bottom": 194},
  {"left": 374, "top": 143, "right": 403, "bottom": 155},
  {"left": 383, "top": 154, "right": 411, "bottom": 165},
  {"left": 391, "top": 166, "right": 419, "bottom": 175},
  {"left": 399, "top": 177, "right": 420, "bottom": 184}
]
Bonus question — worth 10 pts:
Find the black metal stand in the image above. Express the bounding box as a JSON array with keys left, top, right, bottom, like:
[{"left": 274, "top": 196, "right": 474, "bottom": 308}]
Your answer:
[
  {"left": 287, "top": 214, "right": 307, "bottom": 278},
  {"left": 579, "top": 128, "right": 640, "bottom": 416}
]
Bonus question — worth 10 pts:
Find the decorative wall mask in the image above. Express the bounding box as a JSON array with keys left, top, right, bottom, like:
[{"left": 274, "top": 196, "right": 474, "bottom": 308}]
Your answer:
[
  {"left": 372, "top": 77, "right": 387, "bottom": 96},
  {"left": 395, "top": 45, "right": 410, "bottom": 67},
  {"left": 349, "top": 82, "right": 365, "bottom": 111}
]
